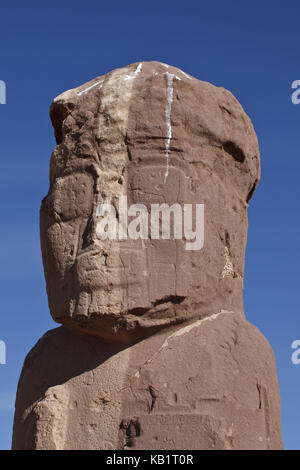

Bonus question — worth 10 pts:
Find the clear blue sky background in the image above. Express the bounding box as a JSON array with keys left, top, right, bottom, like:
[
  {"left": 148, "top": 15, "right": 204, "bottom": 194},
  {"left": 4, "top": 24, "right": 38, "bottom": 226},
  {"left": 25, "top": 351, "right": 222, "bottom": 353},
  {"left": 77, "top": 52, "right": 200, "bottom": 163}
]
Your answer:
[{"left": 0, "top": 0, "right": 299, "bottom": 450}]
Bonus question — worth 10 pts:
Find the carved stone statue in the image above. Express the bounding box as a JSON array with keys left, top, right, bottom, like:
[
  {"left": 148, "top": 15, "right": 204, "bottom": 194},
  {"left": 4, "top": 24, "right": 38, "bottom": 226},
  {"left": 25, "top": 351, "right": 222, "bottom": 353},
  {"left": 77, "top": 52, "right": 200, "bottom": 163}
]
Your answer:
[{"left": 12, "top": 62, "right": 283, "bottom": 450}]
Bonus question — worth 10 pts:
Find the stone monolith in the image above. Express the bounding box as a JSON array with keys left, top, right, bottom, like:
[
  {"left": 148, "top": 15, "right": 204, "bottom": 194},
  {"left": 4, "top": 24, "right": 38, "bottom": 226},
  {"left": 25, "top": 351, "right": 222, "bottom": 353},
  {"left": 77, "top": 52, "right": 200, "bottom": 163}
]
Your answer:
[{"left": 12, "top": 62, "right": 283, "bottom": 450}]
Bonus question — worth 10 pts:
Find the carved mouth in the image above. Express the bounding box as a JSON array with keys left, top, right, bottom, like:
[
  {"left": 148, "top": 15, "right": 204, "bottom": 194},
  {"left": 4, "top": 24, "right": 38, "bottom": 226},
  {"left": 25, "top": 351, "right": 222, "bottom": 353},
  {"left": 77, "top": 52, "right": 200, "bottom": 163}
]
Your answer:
[{"left": 128, "top": 295, "right": 185, "bottom": 317}]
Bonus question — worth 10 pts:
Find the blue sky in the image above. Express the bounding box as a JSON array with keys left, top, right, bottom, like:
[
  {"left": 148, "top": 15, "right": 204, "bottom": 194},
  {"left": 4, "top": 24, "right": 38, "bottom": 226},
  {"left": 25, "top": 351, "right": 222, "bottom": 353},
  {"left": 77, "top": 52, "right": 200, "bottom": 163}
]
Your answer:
[{"left": 0, "top": 0, "right": 299, "bottom": 450}]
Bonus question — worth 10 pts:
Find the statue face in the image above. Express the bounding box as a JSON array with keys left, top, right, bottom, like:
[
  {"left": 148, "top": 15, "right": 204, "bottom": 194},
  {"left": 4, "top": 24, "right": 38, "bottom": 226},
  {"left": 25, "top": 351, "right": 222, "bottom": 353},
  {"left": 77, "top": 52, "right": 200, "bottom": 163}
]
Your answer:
[
  {"left": 41, "top": 62, "right": 260, "bottom": 343},
  {"left": 40, "top": 157, "right": 193, "bottom": 342}
]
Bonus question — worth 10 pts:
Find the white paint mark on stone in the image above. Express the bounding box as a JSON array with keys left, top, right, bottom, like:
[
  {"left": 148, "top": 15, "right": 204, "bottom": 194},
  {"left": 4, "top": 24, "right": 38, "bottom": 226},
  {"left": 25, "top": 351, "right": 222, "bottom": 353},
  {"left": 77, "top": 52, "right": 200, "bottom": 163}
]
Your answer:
[
  {"left": 137, "top": 309, "right": 236, "bottom": 373},
  {"left": 77, "top": 80, "right": 103, "bottom": 96},
  {"left": 161, "top": 309, "right": 234, "bottom": 349},
  {"left": 179, "top": 69, "right": 192, "bottom": 80},
  {"left": 135, "top": 62, "right": 143, "bottom": 75},
  {"left": 124, "top": 62, "right": 143, "bottom": 80},
  {"left": 164, "top": 72, "right": 175, "bottom": 183},
  {"left": 154, "top": 71, "right": 181, "bottom": 81}
]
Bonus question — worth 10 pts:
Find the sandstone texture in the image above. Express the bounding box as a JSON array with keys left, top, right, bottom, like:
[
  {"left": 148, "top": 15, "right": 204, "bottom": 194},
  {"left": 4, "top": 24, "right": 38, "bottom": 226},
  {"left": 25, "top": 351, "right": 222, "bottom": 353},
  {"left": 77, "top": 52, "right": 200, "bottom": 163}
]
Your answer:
[
  {"left": 40, "top": 61, "right": 260, "bottom": 343},
  {"left": 12, "top": 62, "right": 282, "bottom": 450},
  {"left": 13, "top": 312, "right": 282, "bottom": 450}
]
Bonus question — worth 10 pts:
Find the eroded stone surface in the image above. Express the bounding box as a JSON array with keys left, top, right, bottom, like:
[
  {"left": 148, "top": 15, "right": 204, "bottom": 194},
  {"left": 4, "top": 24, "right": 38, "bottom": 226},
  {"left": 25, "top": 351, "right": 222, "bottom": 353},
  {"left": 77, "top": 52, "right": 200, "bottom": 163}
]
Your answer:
[
  {"left": 12, "top": 62, "right": 282, "bottom": 450},
  {"left": 40, "top": 61, "right": 260, "bottom": 343},
  {"left": 12, "top": 312, "right": 282, "bottom": 450}
]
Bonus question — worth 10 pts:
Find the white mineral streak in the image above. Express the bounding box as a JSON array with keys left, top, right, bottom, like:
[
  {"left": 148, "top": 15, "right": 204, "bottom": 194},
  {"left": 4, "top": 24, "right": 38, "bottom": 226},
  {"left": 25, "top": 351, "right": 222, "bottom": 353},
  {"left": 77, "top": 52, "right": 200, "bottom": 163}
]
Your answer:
[
  {"left": 124, "top": 62, "right": 143, "bottom": 80},
  {"left": 179, "top": 69, "right": 192, "bottom": 80},
  {"left": 164, "top": 72, "right": 174, "bottom": 183},
  {"left": 77, "top": 80, "right": 104, "bottom": 96},
  {"left": 154, "top": 71, "right": 181, "bottom": 80},
  {"left": 134, "top": 62, "right": 143, "bottom": 75},
  {"left": 140, "top": 310, "right": 235, "bottom": 371},
  {"left": 161, "top": 309, "right": 234, "bottom": 349}
]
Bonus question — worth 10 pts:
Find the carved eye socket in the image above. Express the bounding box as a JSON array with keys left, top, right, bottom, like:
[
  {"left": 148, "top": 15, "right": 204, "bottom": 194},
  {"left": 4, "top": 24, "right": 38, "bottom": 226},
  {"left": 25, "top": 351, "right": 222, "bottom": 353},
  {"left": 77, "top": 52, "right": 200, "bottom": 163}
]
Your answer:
[
  {"left": 52, "top": 173, "right": 94, "bottom": 222},
  {"left": 223, "top": 141, "right": 245, "bottom": 164}
]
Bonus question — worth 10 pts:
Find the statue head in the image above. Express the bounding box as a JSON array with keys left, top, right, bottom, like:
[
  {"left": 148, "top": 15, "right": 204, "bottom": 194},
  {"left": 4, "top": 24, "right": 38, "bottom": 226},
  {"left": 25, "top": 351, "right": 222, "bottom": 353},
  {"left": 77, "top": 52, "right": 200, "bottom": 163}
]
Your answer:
[{"left": 40, "top": 62, "right": 260, "bottom": 343}]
